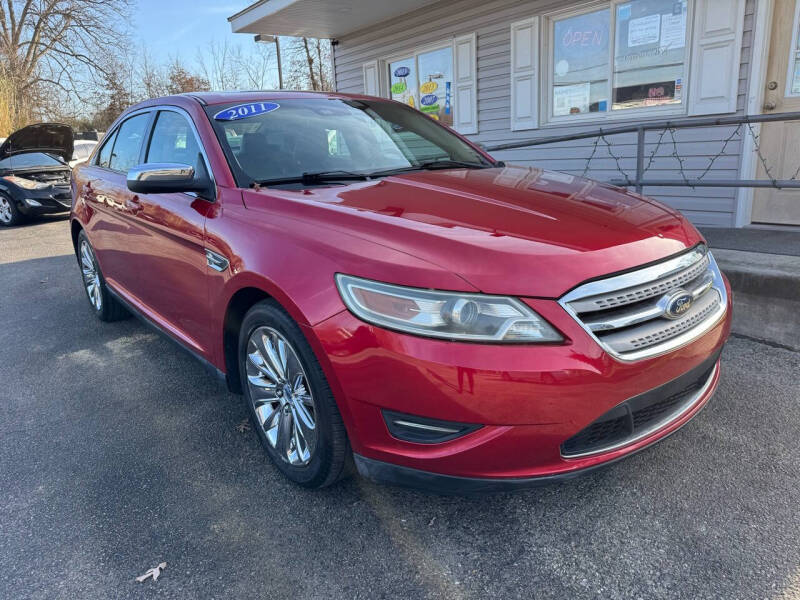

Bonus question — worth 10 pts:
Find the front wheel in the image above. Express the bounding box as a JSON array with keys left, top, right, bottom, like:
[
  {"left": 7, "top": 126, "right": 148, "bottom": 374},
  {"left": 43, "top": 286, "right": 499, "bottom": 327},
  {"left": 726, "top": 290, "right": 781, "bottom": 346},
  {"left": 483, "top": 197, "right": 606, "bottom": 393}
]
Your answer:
[
  {"left": 239, "top": 300, "right": 351, "bottom": 488},
  {"left": 0, "top": 193, "right": 25, "bottom": 227}
]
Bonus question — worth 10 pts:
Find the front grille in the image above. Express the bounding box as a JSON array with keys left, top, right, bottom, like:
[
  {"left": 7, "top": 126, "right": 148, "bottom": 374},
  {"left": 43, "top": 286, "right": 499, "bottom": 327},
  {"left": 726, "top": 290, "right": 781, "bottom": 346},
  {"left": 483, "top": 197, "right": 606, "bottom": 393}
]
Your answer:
[
  {"left": 561, "top": 351, "right": 720, "bottom": 458},
  {"left": 560, "top": 245, "right": 727, "bottom": 361}
]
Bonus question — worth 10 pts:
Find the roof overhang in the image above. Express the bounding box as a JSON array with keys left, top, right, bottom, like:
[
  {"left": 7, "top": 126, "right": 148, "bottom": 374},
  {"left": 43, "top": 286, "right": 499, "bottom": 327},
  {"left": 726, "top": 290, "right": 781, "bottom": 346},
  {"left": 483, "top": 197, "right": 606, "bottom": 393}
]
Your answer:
[{"left": 228, "top": 0, "right": 432, "bottom": 38}]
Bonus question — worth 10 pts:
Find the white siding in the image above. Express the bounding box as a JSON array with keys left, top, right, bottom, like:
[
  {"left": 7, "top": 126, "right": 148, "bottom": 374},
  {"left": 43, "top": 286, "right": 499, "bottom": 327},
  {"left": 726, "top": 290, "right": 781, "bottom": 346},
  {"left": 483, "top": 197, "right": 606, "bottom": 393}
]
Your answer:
[{"left": 333, "top": 0, "right": 756, "bottom": 227}]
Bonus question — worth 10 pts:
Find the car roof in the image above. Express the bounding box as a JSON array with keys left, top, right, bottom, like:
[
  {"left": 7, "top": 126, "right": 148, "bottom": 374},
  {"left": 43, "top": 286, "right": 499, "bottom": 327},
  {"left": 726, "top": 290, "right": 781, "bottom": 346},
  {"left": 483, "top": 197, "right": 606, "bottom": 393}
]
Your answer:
[{"left": 141, "top": 90, "right": 376, "bottom": 108}]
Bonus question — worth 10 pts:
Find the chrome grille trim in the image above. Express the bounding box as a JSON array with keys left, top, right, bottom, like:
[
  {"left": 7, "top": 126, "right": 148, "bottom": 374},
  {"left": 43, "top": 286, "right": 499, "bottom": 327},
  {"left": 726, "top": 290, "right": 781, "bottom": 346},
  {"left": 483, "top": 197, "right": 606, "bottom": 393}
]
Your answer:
[
  {"left": 559, "top": 245, "right": 728, "bottom": 362},
  {"left": 567, "top": 248, "right": 709, "bottom": 313}
]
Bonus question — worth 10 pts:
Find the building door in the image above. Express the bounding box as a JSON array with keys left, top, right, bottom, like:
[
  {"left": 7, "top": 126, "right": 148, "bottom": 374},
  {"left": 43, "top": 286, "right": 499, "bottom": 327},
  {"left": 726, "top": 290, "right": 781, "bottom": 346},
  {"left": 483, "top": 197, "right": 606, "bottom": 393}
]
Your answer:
[{"left": 753, "top": 0, "right": 800, "bottom": 225}]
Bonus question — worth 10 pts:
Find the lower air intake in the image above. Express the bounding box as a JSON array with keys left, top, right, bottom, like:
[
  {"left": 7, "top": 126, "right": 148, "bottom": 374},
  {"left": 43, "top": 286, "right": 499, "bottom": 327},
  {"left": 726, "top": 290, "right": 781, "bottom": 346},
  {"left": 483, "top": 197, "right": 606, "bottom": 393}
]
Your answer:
[{"left": 560, "top": 351, "right": 720, "bottom": 458}]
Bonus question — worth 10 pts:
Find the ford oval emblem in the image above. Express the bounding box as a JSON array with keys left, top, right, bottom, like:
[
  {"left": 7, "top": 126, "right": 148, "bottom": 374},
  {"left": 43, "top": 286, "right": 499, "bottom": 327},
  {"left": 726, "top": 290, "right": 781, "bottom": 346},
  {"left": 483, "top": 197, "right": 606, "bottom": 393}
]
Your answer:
[
  {"left": 661, "top": 289, "right": 694, "bottom": 320},
  {"left": 393, "top": 66, "right": 410, "bottom": 78}
]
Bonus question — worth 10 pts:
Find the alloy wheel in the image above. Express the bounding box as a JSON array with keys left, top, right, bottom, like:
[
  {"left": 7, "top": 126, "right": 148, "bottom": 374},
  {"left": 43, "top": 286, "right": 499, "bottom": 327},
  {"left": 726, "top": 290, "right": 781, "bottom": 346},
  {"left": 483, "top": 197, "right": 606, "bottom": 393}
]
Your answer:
[
  {"left": 246, "top": 326, "right": 317, "bottom": 466},
  {"left": 0, "top": 197, "right": 12, "bottom": 224},
  {"left": 80, "top": 240, "right": 103, "bottom": 311}
]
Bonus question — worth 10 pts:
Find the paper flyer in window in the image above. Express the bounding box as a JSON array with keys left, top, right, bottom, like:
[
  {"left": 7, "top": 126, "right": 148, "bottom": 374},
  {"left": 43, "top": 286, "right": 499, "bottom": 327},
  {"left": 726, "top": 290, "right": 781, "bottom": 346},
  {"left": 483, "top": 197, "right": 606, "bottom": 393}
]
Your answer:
[
  {"left": 554, "top": 82, "right": 591, "bottom": 116},
  {"left": 628, "top": 14, "right": 660, "bottom": 47},
  {"left": 660, "top": 12, "right": 686, "bottom": 49}
]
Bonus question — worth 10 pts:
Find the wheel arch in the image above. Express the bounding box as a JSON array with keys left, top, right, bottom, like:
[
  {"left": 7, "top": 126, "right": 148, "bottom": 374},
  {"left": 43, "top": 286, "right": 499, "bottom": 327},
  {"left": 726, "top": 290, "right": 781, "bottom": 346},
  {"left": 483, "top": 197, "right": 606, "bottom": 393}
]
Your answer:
[
  {"left": 222, "top": 286, "right": 273, "bottom": 394},
  {"left": 219, "top": 275, "right": 347, "bottom": 404},
  {"left": 70, "top": 219, "right": 83, "bottom": 255}
]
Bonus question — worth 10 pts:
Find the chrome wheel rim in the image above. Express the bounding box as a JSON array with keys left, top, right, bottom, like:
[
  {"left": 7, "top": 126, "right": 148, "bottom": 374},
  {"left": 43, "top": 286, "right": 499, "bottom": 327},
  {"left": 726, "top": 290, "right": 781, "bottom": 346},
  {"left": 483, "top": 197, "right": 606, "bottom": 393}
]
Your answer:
[
  {"left": 0, "top": 197, "right": 11, "bottom": 223},
  {"left": 246, "top": 326, "right": 317, "bottom": 466},
  {"left": 79, "top": 240, "right": 102, "bottom": 311}
]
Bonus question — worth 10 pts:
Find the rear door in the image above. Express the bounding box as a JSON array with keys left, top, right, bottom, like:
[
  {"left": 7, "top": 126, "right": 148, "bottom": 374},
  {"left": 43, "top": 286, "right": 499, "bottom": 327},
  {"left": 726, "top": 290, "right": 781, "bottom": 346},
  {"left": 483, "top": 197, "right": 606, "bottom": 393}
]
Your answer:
[
  {"left": 122, "top": 108, "right": 215, "bottom": 357},
  {"left": 81, "top": 111, "right": 153, "bottom": 298}
]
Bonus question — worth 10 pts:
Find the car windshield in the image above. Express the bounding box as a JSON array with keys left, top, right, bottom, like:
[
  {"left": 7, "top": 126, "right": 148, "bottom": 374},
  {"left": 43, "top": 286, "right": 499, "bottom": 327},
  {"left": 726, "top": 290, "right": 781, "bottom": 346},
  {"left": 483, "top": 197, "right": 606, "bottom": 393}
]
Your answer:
[
  {"left": 205, "top": 98, "right": 490, "bottom": 185},
  {"left": 0, "top": 152, "right": 65, "bottom": 170}
]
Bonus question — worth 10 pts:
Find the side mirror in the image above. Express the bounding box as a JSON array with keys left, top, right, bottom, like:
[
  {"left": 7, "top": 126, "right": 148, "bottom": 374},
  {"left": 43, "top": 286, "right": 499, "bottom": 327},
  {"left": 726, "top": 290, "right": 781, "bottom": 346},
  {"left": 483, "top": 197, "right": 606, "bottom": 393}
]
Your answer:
[{"left": 126, "top": 163, "right": 211, "bottom": 196}]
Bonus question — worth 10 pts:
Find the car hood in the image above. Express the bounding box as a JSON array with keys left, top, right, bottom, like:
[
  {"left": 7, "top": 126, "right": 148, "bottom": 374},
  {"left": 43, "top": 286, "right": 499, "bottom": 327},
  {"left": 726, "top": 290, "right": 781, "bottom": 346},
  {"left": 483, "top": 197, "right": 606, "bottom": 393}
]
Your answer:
[
  {"left": 0, "top": 123, "right": 73, "bottom": 162},
  {"left": 246, "top": 166, "right": 702, "bottom": 298}
]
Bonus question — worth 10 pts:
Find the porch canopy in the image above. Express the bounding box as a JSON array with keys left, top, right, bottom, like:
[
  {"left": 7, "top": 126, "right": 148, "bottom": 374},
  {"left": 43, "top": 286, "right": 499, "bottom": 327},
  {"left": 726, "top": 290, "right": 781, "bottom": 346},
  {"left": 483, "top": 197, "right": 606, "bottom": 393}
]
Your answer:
[{"left": 228, "top": 0, "right": 431, "bottom": 38}]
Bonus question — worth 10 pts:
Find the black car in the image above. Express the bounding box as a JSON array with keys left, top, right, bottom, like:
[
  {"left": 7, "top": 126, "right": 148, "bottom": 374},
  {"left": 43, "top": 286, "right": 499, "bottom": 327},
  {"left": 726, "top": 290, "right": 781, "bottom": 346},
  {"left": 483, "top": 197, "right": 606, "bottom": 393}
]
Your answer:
[{"left": 0, "top": 123, "right": 73, "bottom": 227}]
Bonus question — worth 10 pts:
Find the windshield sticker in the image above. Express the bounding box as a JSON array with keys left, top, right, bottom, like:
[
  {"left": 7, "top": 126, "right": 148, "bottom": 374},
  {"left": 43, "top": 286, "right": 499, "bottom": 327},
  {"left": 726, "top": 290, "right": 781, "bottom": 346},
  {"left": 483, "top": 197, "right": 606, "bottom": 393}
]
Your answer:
[{"left": 214, "top": 102, "right": 279, "bottom": 121}]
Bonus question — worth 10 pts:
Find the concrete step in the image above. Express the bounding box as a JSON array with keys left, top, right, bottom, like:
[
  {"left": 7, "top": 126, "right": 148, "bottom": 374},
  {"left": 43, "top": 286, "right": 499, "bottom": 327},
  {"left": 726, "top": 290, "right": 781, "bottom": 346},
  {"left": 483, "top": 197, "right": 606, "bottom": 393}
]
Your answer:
[{"left": 713, "top": 248, "right": 800, "bottom": 350}]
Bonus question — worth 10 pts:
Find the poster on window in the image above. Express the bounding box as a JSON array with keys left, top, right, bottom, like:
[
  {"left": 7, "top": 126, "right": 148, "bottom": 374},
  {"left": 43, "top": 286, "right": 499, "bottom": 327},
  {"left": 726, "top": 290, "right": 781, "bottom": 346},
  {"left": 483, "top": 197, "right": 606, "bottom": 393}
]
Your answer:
[
  {"left": 554, "top": 82, "right": 591, "bottom": 116},
  {"left": 628, "top": 14, "right": 660, "bottom": 47},
  {"left": 660, "top": 12, "right": 686, "bottom": 49},
  {"left": 417, "top": 46, "right": 454, "bottom": 126},
  {"left": 389, "top": 58, "right": 417, "bottom": 109}
]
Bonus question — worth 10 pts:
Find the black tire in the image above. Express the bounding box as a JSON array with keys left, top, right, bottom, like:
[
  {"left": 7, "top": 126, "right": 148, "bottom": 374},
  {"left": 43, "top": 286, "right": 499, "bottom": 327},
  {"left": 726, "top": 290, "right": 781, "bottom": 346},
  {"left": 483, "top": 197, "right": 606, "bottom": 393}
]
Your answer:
[
  {"left": 0, "top": 192, "right": 26, "bottom": 227},
  {"left": 76, "top": 230, "right": 129, "bottom": 322},
  {"left": 239, "top": 299, "right": 351, "bottom": 488}
]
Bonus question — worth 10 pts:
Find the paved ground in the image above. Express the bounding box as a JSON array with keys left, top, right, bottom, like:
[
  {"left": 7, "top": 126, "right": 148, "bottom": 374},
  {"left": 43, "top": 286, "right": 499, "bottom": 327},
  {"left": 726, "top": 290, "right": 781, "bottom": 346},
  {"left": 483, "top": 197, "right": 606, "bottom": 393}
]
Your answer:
[{"left": 1, "top": 217, "right": 799, "bottom": 600}]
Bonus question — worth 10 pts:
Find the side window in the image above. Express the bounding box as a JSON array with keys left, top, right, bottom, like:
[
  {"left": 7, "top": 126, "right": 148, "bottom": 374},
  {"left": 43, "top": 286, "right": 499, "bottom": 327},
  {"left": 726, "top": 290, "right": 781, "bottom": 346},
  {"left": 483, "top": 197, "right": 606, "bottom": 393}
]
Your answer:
[
  {"left": 108, "top": 113, "right": 150, "bottom": 173},
  {"left": 96, "top": 131, "right": 118, "bottom": 168},
  {"left": 146, "top": 111, "right": 201, "bottom": 169}
]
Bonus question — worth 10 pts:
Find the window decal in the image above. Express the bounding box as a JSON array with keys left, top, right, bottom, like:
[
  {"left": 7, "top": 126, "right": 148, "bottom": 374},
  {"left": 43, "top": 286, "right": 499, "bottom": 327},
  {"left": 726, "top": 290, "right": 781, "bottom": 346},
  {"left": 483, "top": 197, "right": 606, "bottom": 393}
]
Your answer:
[{"left": 214, "top": 102, "right": 280, "bottom": 121}]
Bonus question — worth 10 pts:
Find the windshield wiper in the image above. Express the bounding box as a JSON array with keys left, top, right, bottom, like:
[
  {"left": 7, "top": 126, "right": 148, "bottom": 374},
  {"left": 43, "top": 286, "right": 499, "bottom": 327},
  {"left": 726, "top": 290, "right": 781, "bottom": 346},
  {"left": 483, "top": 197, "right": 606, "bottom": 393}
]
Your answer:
[
  {"left": 416, "top": 159, "right": 490, "bottom": 170},
  {"left": 252, "top": 170, "right": 373, "bottom": 187},
  {"left": 361, "top": 160, "right": 489, "bottom": 179}
]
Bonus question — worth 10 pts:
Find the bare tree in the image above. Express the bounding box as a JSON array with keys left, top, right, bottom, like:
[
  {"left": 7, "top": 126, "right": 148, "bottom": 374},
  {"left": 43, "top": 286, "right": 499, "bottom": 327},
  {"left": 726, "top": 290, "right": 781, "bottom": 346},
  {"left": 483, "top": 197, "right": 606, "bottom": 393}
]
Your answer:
[
  {"left": 165, "top": 58, "right": 210, "bottom": 95},
  {"left": 283, "top": 37, "right": 333, "bottom": 91},
  {"left": 0, "top": 0, "right": 132, "bottom": 132},
  {"left": 196, "top": 39, "right": 246, "bottom": 91},
  {"left": 234, "top": 43, "right": 276, "bottom": 90}
]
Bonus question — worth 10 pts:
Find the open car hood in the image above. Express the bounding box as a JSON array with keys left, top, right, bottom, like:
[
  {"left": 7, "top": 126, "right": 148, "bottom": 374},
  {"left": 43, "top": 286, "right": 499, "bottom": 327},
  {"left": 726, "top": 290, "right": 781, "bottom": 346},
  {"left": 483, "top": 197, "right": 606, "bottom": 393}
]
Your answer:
[{"left": 0, "top": 123, "right": 73, "bottom": 162}]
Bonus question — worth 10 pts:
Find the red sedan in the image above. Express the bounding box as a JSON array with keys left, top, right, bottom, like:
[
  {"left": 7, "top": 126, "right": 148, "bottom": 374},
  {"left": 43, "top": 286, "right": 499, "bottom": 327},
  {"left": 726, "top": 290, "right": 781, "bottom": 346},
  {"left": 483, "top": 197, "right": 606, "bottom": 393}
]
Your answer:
[{"left": 70, "top": 92, "right": 731, "bottom": 492}]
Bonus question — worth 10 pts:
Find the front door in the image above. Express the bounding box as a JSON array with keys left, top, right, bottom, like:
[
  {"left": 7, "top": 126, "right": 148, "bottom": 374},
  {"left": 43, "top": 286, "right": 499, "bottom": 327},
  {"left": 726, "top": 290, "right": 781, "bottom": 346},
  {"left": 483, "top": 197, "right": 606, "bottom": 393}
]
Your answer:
[
  {"left": 753, "top": 0, "right": 800, "bottom": 225},
  {"left": 83, "top": 112, "right": 153, "bottom": 297},
  {"left": 125, "top": 109, "right": 214, "bottom": 358}
]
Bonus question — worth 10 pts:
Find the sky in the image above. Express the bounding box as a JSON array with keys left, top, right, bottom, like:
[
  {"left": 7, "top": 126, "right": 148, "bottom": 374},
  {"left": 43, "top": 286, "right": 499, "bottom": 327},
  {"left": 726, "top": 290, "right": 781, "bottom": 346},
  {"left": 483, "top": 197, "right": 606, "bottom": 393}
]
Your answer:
[{"left": 133, "top": 1, "right": 254, "bottom": 61}]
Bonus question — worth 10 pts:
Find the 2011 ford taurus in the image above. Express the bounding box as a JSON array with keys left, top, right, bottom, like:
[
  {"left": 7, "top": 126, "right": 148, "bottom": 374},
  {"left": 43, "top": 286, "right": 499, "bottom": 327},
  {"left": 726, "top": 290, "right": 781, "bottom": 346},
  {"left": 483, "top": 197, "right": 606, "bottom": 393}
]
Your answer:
[{"left": 70, "top": 92, "right": 731, "bottom": 492}]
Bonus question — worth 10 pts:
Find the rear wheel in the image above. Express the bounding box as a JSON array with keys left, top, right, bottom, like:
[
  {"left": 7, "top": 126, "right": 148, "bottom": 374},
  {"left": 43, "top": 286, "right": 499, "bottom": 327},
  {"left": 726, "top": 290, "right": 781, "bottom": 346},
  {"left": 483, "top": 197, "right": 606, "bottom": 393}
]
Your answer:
[
  {"left": 76, "top": 230, "right": 129, "bottom": 322},
  {"left": 0, "top": 193, "right": 25, "bottom": 227},
  {"left": 239, "top": 300, "right": 351, "bottom": 488}
]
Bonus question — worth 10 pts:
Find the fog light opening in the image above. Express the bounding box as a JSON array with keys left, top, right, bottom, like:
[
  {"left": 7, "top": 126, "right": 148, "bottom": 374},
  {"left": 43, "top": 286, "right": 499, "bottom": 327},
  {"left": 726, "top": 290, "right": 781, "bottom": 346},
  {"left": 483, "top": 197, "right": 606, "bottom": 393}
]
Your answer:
[{"left": 382, "top": 410, "right": 482, "bottom": 444}]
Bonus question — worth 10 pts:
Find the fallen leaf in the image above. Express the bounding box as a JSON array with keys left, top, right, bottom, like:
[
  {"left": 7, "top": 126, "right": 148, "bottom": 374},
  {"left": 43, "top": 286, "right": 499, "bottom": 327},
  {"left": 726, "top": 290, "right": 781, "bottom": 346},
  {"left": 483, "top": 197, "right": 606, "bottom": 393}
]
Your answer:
[
  {"left": 136, "top": 562, "right": 167, "bottom": 583},
  {"left": 235, "top": 419, "right": 251, "bottom": 433}
]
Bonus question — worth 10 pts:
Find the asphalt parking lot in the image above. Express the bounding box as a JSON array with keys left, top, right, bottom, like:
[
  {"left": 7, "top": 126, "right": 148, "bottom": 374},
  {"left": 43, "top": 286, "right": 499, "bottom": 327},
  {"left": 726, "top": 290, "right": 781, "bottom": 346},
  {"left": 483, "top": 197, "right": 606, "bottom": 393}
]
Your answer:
[{"left": 1, "top": 216, "right": 799, "bottom": 600}]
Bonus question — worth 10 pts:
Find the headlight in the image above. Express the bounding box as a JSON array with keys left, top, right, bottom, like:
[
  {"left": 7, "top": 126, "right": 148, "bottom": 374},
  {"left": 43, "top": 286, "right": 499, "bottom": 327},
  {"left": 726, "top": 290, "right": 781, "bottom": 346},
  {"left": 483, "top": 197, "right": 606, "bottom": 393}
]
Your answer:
[
  {"left": 335, "top": 274, "right": 563, "bottom": 343},
  {"left": 2, "top": 175, "right": 50, "bottom": 190}
]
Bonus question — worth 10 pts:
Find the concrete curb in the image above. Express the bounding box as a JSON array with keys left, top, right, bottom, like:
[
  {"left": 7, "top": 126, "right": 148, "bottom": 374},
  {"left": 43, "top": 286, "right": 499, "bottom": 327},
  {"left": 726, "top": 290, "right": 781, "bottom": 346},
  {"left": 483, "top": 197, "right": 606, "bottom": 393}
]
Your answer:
[{"left": 713, "top": 249, "right": 800, "bottom": 351}]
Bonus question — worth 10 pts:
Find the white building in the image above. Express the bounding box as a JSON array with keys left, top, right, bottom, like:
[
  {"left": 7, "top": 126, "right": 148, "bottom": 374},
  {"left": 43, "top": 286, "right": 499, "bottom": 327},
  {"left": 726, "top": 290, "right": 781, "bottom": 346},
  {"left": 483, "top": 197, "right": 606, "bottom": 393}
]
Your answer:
[{"left": 229, "top": 0, "right": 800, "bottom": 229}]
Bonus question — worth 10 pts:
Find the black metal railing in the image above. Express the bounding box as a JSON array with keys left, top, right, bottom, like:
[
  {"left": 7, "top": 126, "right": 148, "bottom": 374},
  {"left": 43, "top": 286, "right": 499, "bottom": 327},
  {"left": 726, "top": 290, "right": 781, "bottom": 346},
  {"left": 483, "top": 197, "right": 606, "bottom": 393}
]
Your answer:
[{"left": 484, "top": 111, "right": 800, "bottom": 193}]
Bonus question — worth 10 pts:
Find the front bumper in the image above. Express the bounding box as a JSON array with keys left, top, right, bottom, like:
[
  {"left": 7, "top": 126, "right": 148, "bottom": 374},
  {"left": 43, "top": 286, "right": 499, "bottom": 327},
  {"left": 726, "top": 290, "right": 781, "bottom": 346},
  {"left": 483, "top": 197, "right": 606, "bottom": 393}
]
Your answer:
[
  {"left": 310, "top": 276, "right": 732, "bottom": 491},
  {"left": 16, "top": 187, "right": 71, "bottom": 216}
]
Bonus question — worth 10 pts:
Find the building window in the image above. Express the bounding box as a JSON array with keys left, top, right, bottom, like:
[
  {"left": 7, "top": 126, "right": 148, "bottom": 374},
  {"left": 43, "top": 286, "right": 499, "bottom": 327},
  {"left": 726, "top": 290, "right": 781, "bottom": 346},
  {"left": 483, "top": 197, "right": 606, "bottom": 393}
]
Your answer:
[
  {"left": 547, "top": 0, "right": 689, "bottom": 122},
  {"left": 387, "top": 45, "right": 455, "bottom": 127},
  {"left": 786, "top": 0, "right": 800, "bottom": 96}
]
